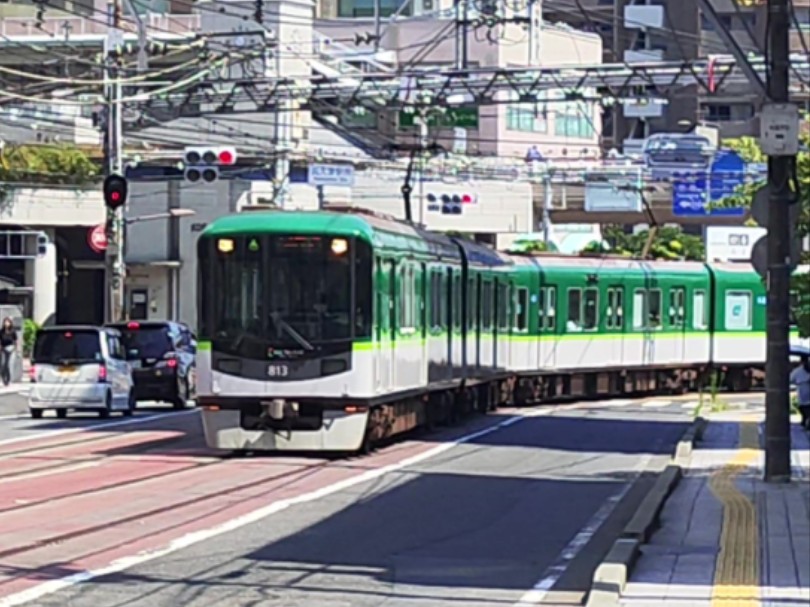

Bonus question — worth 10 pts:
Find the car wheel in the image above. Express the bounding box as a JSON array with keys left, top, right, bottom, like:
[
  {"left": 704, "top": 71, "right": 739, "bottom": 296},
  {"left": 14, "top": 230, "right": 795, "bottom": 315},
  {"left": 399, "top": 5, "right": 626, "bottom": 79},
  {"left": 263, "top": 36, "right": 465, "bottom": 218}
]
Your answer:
[
  {"left": 30, "top": 409, "right": 43, "bottom": 419},
  {"left": 56, "top": 409, "right": 68, "bottom": 419},
  {"left": 173, "top": 376, "right": 189, "bottom": 410},
  {"left": 99, "top": 392, "right": 112, "bottom": 418},
  {"left": 123, "top": 391, "right": 136, "bottom": 417}
]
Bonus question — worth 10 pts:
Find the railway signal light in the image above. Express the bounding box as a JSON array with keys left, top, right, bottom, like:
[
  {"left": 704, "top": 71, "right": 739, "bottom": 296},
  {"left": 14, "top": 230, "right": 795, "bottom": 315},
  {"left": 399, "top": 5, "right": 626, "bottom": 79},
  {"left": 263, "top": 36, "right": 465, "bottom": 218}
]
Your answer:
[
  {"left": 103, "top": 174, "right": 128, "bottom": 210},
  {"left": 183, "top": 146, "right": 238, "bottom": 183}
]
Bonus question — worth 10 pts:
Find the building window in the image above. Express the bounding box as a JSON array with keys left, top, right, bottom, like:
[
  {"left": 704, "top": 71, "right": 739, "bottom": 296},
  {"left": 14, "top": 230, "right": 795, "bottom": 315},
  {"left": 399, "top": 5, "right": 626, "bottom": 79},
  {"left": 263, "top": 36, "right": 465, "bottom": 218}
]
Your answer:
[
  {"left": 338, "top": 0, "right": 411, "bottom": 18},
  {"left": 554, "top": 102, "right": 595, "bottom": 139},
  {"left": 506, "top": 105, "right": 548, "bottom": 133}
]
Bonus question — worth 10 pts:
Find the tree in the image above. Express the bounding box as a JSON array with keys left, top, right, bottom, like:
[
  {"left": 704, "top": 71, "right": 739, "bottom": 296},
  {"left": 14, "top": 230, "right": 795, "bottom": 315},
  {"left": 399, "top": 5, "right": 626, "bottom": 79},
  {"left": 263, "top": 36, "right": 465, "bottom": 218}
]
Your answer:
[
  {"left": 718, "top": 133, "right": 810, "bottom": 338},
  {"left": 586, "top": 225, "right": 705, "bottom": 261},
  {"left": 0, "top": 144, "right": 99, "bottom": 186}
]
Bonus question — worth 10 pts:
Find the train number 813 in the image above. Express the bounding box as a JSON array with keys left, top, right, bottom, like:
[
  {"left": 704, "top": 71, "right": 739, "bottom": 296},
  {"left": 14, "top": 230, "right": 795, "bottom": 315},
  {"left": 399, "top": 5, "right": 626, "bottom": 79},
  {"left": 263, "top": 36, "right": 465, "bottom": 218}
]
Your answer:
[{"left": 267, "top": 364, "right": 289, "bottom": 378}]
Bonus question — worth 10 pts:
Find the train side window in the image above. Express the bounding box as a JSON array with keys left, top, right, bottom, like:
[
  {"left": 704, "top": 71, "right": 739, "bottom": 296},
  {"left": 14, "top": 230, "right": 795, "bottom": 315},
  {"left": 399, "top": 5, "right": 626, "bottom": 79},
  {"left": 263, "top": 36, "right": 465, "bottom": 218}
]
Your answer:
[
  {"left": 724, "top": 290, "right": 753, "bottom": 330},
  {"left": 693, "top": 290, "right": 708, "bottom": 330},
  {"left": 468, "top": 277, "right": 477, "bottom": 330},
  {"left": 583, "top": 287, "right": 598, "bottom": 330},
  {"left": 400, "top": 265, "right": 416, "bottom": 332},
  {"left": 515, "top": 287, "right": 529, "bottom": 332},
  {"left": 648, "top": 289, "right": 662, "bottom": 329},
  {"left": 482, "top": 281, "right": 493, "bottom": 330},
  {"left": 633, "top": 289, "right": 646, "bottom": 330},
  {"left": 606, "top": 287, "right": 624, "bottom": 330},
  {"left": 453, "top": 274, "right": 462, "bottom": 330},
  {"left": 439, "top": 271, "right": 448, "bottom": 330},
  {"left": 497, "top": 283, "right": 509, "bottom": 331},
  {"left": 539, "top": 286, "right": 557, "bottom": 331},
  {"left": 567, "top": 288, "right": 582, "bottom": 332},
  {"left": 668, "top": 288, "right": 686, "bottom": 328}
]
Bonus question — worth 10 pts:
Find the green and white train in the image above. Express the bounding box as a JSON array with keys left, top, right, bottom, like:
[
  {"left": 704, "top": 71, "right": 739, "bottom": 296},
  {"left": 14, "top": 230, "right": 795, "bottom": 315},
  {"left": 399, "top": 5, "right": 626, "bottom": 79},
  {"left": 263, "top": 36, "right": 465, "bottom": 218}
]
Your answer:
[{"left": 195, "top": 208, "right": 808, "bottom": 453}]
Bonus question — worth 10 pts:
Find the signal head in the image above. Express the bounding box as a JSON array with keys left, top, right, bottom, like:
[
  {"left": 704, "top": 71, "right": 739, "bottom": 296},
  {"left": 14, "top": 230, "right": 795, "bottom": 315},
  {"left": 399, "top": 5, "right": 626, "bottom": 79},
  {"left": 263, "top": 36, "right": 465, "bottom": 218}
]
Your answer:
[{"left": 102, "top": 173, "right": 128, "bottom": 210}]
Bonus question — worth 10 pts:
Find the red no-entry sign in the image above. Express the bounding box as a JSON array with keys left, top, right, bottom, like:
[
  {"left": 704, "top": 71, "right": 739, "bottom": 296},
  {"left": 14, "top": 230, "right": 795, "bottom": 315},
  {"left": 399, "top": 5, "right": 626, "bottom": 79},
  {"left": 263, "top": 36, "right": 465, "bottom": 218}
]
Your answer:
[{"left": 88, "top": 224, "right": 107, "bottom": 253}]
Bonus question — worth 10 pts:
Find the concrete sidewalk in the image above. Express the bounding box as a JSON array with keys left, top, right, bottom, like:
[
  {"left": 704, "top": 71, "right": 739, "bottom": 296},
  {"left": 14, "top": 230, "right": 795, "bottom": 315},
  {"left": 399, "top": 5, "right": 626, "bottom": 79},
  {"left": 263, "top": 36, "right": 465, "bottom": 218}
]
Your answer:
[{"left": 619, "top": 412, "right": 810, "bottom": 607}]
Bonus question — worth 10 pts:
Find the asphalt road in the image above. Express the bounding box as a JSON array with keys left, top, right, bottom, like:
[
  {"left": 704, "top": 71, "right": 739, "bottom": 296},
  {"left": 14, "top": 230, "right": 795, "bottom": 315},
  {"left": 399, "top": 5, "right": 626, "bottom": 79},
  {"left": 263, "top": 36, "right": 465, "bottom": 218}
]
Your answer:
[
  {"left": 0, "top": 387, "right": 191, "bottom": 443},
  {"left": 0, "top": 394, "right": 704, "bottom": 607}
]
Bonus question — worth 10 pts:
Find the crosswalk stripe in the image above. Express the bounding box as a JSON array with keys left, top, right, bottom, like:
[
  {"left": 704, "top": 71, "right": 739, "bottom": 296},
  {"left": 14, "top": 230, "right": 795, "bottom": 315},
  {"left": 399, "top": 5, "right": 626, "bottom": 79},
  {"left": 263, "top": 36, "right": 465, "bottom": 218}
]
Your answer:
[{"left": 682, "top": 401, "right": 700, "bottom": 410}]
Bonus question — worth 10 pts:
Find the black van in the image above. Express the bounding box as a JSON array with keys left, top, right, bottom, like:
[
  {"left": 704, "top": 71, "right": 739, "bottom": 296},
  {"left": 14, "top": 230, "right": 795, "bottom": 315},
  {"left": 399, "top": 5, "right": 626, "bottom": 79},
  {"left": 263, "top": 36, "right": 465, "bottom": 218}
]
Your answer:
[{"left": 105, "top": 320, "right": 196, "bottom": 408}]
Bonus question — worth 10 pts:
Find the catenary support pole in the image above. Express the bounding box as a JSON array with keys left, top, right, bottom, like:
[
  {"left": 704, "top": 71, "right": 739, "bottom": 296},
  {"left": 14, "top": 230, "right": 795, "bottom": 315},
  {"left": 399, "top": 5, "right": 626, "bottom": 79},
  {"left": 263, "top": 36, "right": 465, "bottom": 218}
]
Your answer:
[
  {"left": 763, "top": 0, "right": 792, "bottom": 483},
  {"left": 104, "top": 0, "right": 126, "bottom": 323}
]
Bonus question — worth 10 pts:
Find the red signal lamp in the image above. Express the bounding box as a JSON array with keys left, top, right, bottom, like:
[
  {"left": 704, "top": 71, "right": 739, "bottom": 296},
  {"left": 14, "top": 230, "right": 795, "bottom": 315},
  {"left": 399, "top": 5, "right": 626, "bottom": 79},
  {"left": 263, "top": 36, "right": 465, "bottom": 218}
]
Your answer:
[
  {"left": 127, "top": 321, "right": 140, "bottom": 330},
  {"left": 218, "top": 150, "right": 235, "bottom": 165},
  {"left": 461, "top": 194, "right": 473, "bottom": 204}
]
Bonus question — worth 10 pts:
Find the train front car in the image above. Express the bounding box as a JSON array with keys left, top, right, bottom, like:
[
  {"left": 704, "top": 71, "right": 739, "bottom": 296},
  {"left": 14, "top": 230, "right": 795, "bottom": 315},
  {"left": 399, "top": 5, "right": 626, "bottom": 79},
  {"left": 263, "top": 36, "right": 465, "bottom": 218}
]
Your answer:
[{"left": 195, "top": 213, "right": 374, "bottom": 453}]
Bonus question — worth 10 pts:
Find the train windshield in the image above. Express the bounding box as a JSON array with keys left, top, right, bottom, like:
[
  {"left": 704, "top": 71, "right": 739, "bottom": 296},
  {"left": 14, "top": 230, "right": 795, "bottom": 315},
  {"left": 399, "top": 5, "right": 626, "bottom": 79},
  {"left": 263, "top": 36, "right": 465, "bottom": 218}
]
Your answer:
[{"left": 199, "top": 234, "right": 372, "bottom": 358}]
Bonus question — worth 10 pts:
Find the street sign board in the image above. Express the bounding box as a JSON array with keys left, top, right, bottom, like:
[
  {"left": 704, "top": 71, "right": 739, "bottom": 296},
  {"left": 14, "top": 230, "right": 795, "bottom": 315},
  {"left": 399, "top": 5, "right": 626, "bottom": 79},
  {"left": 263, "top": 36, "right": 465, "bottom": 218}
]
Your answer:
[
  {"left": 672, "top": 149, "right": 747, "bottom": 216},
  {"left": 705, "top": 226, "right": 766, "bottom": 262},
  {"left": 307, "top": 164, "right": 354, "bottom": 187},
  {"left": 88, "top": 224, "right": 107, "bottom": 253},
  {"left": 398, "top": 107, "right": 479, "bottom": 129}
]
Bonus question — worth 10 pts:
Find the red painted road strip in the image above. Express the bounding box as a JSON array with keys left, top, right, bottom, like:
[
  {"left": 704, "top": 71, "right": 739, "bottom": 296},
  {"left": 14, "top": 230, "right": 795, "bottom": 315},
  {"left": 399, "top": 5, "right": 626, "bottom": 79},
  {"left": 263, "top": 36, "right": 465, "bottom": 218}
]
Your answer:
[{"left": 0, "top": 406, "right": 536, "bottom": 601}]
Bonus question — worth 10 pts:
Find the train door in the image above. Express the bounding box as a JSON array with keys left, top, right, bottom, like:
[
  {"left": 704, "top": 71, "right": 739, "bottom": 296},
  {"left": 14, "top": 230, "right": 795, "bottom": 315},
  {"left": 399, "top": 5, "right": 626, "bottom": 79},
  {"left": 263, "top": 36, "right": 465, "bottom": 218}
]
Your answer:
[
  {"left": 374, "top": 258, "right": 386, "bottom": 392},
  {"left": 669, "top": 287, "right": 686, "bottom": 364}
]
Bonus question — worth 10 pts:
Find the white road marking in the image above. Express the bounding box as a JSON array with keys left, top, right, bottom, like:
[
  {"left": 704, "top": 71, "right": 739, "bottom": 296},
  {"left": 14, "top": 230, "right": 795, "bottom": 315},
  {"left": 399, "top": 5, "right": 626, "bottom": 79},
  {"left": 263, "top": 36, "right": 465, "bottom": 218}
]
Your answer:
[
  {"left": 512, "top": 454, "right": 653, "bottom": 606},
  {"left": 681, "top": 401, "right": 700, "bottom": 410},
  {"left": 601, "top": 400, "right": 634, "bottom": 408},
  {"left": 641, "top": 400, "right": 671, "bottom": 409},
  {"left": 0, "top": 405, "right": 563, "bottom": 607},
  {"left": 0, "top": 461, "right": 101, "bottom": 485},
  {"left": 0, "top": 409, "right": 198, "bottom": 448}
]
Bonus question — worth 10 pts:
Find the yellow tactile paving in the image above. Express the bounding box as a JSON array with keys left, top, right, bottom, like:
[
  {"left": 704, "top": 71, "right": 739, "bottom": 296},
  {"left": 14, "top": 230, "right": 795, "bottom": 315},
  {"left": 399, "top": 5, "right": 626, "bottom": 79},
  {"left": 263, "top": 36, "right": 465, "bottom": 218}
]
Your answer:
[{"left": 709, "top": 417, "right": 761, "bottom": 607}]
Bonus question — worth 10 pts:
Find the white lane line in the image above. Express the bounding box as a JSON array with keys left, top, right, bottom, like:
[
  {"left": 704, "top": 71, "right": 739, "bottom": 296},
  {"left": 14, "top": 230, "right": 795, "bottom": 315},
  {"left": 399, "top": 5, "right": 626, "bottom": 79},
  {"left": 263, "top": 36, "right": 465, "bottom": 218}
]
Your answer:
[
  {"left": 681, "top": 401, "right": 700, "bottom": 410},
  {"left": 0, "top": 409, "right": 198, "bottom": 448},
  {"left": 641, "top": 400, "right": 671, "bottom": 409},
  {"left": 600, "top": 400, "right": 634, "bottom": 408},
  {"left": 512, "top": 454, "right": 652, "bottom": 606},
  {"left": 0, "top": 405, "right": 561, "bottom": 607}
]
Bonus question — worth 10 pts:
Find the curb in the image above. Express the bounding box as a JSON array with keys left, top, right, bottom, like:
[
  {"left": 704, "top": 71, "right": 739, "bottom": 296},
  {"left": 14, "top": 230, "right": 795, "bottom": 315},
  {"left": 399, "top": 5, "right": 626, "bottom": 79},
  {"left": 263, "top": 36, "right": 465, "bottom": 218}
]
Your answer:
[{"left": 584, "top": 416, "right": 706, "bottom": 607}]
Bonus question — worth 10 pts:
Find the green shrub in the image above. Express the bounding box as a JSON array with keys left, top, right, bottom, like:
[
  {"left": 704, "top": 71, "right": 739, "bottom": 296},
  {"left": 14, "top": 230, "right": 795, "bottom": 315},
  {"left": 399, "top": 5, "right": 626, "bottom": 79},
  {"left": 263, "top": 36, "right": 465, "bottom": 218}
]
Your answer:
[{"left": 22, "top": 319, "right": 39, "bottom": 358}]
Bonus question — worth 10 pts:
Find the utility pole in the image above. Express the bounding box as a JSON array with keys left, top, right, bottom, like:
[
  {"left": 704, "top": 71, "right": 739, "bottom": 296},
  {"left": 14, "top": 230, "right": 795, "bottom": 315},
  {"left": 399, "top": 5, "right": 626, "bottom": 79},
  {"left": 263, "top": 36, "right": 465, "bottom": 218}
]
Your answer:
[
  {"left": 763, "top": 0, "right": 795, "bottom": 483},
  {"left": 104, "top": 0, "right": 126, "bottom": 323}
]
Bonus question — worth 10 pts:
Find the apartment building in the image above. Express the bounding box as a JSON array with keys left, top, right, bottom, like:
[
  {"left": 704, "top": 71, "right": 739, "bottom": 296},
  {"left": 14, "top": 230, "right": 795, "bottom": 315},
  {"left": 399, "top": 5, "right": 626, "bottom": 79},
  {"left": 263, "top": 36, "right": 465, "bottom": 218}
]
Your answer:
[
  {"left": 315, "top": 0, "right": 604, "bottom": 160},
  {"left": 542, "top": 0, "right": 810, "bottom": 148}
]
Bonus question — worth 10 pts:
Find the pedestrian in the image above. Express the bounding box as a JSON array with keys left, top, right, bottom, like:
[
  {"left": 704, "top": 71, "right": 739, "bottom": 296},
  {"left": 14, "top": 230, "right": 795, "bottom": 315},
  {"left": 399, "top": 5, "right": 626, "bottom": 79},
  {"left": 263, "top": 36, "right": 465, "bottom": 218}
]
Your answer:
[
  {"left": 0, "top": 318, "right": 16, "bottom": 387},
  {"left": 790, "top": 354, "right": 810, "bottom": 430}
]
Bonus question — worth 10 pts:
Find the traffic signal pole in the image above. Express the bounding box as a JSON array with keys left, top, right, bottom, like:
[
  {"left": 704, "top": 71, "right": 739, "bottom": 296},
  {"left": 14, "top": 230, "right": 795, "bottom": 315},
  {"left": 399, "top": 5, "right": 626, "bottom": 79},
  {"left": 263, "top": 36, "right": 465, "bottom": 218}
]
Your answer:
[
  {"left": 104, "top": 0, "right": 126, "bottom": 323},
  {"left": 763, "top": 0, "right": 794, "bottom": 483}
]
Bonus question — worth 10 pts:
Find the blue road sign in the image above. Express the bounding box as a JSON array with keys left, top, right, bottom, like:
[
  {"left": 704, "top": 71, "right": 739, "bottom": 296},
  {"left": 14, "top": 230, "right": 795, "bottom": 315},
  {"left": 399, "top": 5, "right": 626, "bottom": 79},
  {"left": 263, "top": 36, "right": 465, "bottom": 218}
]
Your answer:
[
  {"left": 308, "top": 164, "right": 355, "bottom": 187},
  {"left": 672, "top": 149, "right": 747, "bottom": 217}
]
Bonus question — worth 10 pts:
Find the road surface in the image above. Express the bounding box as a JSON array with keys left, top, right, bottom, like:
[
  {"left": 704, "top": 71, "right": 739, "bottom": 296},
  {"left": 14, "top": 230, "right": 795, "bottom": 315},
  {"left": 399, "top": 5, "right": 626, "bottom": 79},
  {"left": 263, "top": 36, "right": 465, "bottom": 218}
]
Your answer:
[{"left": 0, "top": 392, "right": 753, "bottom": 607}]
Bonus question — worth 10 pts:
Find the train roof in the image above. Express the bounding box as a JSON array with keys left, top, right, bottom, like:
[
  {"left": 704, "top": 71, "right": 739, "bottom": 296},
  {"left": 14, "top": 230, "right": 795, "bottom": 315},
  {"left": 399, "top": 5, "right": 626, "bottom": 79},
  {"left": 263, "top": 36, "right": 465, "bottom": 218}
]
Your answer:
[
  {"left": 452, "top": 238, "right": 513, "bottom": 267},
  {"left": 504, "top": 253, "right": 710, "bottom": 274}
]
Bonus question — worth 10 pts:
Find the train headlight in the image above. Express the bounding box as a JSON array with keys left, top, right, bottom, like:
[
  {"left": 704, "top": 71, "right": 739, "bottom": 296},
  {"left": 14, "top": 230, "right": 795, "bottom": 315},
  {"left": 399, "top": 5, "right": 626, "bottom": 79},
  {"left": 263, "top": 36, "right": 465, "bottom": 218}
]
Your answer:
[
  {"left": 331, "top": 238, "right": 348, "bottom": 255},
  {"left": 218, "top": 238, "right": 234, "bottom": 253}
]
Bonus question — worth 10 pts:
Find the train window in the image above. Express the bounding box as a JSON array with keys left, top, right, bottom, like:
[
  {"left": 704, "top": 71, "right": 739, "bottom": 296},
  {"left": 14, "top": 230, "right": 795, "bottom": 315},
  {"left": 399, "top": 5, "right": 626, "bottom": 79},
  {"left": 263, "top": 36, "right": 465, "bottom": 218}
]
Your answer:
[
  {"left": 606, "top": 287, "right": 624, "bottom": 330},
  {"left": 633, "top": 289, "right": 646, "bottom": 330},
  {"left": 468, "top": 277, "right": 477, "bottom": 330},
  {"left": 539, "top": 286, "right": 556, "bottom": 331},
  {"left": 515, "top": 288, "right": 529, "bottom": 332},
  {"left": 725, "top": 290, "right": 752, "bottom": 330},
  {"left": 453, "top": 274, "right": 462, "bottom": 330},
  {"left": 693, "top": 290, "right": 708, "bottom": 330},
  {"left": 399, "top": 265, "right": 416, "bottom": 331},
  {"left": 497, "top": 283, "right": 509, "bottom": 331},
  {"left": 482, "top": 281, "right": 493, "bottom": 330},
  {"left": 429, "top": 270, "right": 440, "bottom": 330},
  {"left": 668, "top": 288, "right": 686, "bottom": 328},
  {"left": 567, "top": 288, "right": 583, "bottom": 332},
  {"left": 583, "top": 287, "right": 598, "bottom": 330},
  {"left": 648, "top": 289, "right": 662, "bottom": 329}
]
